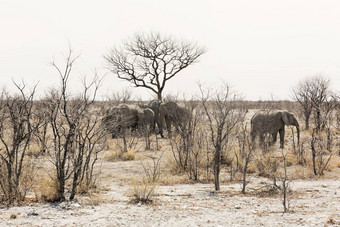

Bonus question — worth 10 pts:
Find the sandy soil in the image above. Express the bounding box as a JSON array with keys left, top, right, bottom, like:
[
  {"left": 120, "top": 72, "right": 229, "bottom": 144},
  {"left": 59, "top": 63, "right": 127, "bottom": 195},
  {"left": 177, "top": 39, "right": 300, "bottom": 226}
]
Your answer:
[{"left": 1, "top": 149, "right": 340, "bottom": 227}]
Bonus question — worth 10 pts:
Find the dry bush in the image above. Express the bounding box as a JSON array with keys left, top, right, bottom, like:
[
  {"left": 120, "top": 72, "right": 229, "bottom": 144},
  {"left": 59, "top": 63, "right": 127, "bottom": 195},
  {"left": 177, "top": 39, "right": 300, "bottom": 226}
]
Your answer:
[
  {"left": 129, "top": 179, "right": 156, "bottom": 204},
  {"left": 0, "top": 84, "right": 41, "bottom": 205},
  {"left": 0, "top": 157, "right": 36, "bottom": 204},
  {"left": 165, "top": 154, "right": 187, "bottom": 175},
  {"left": 103, "top": 149, "right": 121, "bottom": 162},
  {"left": 310, "top": 128, "right": 335, "bottom": 175},
  {"left": 253, "top": 150, "right": 279, "bottom": 177},
  {"left": 40, "top": 48, "right": 107, "bottom": 202},
  {"left": 287, "top": 165, "right": 314, "bottom": 179},
  {"left": 75, "top": 174, "right": 101, "bottom": 197},
  {"left": 122, "top": 150, "right": 136, "bottom": 161},
  {"left": 103, "top": 147, "right": 136, "bottom": 162},
  {"left": 129, "top": 154, "right": 163, "bottom": 204},
  {"left": 168, "top": 100, "right": 207, "bottom": 181},
  {"left": 26, "top": 143, "right": 44, "bottom": 157},
  {"left": 157, "top": 173, "right": 191, "bottom": 185},
  {"left": 33, "top": 173, "right": 59, "bottom": 203}
]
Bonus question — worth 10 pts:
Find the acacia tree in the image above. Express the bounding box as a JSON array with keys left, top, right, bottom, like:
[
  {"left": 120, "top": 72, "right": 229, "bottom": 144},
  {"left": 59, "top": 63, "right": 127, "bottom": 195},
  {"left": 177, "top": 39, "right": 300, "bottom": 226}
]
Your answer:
[
  {"left": 200, "top": 83, "right": 245, "bottom": 191},
  {"left": 105, "top": 32, "right": 205, "bottom": 101}
]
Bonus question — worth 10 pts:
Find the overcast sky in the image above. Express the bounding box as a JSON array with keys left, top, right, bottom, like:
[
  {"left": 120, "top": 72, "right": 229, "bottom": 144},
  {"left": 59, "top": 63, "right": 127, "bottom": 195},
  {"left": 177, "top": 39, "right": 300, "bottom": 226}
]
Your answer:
[{"left": 1, "top": 0, "right": 340, "bottom": 100}]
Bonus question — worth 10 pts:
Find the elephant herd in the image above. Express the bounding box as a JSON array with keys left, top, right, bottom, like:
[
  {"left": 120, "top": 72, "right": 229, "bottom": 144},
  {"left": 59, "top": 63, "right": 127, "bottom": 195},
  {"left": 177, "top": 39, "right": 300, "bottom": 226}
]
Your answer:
[
  {"left": 102, "top": 100, "right": 300, "bottom": 149},
  {"left": 102, "top": 100, "right": 189, "bottom": 138}
]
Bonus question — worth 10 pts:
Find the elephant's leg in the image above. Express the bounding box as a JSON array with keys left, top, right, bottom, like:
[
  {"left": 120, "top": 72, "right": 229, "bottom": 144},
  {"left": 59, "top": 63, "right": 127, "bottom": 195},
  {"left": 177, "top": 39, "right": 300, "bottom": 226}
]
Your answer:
[
  {"left": 271, "top": 132, "right": 278, "bottom": 146},
  {"left": 157, "top": 118, "right": 164, "bottom": 138},
  {"left": 158, "top": 122, "right": 164, "bottom": 138},
  {"left": 279, "top": 128, "right": 285, "bottom": 148},
  {"left": 112, "top": 126, "right": 120, "bottom": 138},
  {"left": 151, "top": 120, "right": 156, "bottom": 133},
  {"left": 251, "top": 131, "right": 256, "bottom": 147},
  {"left": 165, "top": 116, "right": 172, "bottom": 138},
  {"left": 259, "top": 134, "right": 265, "bottom": 148}
]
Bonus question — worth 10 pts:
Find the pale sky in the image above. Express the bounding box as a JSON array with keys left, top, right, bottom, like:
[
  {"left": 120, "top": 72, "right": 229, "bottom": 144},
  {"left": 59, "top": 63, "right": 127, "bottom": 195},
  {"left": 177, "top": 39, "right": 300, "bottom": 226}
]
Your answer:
[{"left": 1, "top": 0, "right": 340, "bottom": 100}]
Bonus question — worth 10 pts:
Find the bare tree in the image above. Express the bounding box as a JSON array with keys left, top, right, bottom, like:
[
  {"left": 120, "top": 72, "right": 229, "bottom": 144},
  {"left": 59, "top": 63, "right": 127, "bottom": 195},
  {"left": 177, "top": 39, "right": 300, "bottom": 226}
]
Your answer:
[
  {"left": 292, "top": 80, "right": 313, "bottom": 129},
  {"left": 42, "top": 48, "right": 106, "bottom": 201},
  {"left": 293, "top": 75, "right": 333, "bottom": 131},
  {"left": 200, "top": 83, "right": 245, "bottom": 191},
  {"left": 307, "top": 75, "right": 331, "bottom": 131},
  {"left": 107, "top": 88, "right": 133, "bottom": 105},
  {"left": 0, "top": 82, "right": 40, "bottom": 204},
  {"left": 280, "top": 149, "right": 291, "bottom": 213},
  {"left": 169, "top": 100, "right": 205, "bottom": 181},
  {"left": 320, "top": 93, "right": 338, "bottom": 131},
  {"left": 310, "top": 128, "right": 334, "bottom": 176},
  {"left": 105, "top": 32, "right": 205, "bottom": 101},
  {"left": 236, "top": 124, "right": 255, "bottom": 194}
]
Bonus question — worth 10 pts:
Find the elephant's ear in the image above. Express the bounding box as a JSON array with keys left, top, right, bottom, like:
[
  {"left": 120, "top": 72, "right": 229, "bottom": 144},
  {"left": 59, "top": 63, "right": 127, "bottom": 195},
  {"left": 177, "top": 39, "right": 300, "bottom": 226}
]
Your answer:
[{"left": 282, "top": 111, "right": 290, "bottom": 125}]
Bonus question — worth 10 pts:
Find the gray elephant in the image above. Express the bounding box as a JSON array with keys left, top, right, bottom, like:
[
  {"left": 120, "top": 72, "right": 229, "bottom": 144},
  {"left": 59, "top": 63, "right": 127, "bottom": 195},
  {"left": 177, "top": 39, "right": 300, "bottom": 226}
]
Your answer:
[
  {"left": 160, "top": 101, "right": 190, "bottom": 136},
  {"left": 147, "top": 100, "right": 190, "bottom": 138},
  {"left": 102, "top": 104, "right": 154, "bottom": 138},
  {"left": 251, "top": 110, "right": 300, "bottom": 149},
  {"left": 147, "top": 99, "right": 163, "bottom": 137}
]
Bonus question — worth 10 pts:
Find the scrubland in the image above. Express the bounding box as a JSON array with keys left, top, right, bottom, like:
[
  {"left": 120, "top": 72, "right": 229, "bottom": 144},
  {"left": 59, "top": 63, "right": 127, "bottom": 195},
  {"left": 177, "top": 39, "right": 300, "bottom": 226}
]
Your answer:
[{"left": 1, "top": 103, "right": 340, "bottom": 227}]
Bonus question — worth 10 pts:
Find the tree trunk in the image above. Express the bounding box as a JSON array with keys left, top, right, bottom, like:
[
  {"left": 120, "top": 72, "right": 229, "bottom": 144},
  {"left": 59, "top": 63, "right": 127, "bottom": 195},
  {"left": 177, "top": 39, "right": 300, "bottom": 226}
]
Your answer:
[
  {"left": 214, "top": 145, "right": 221, "bottom": 191},
  {"left": 304, "top": 115, "right": 309, "bottom": 129},
  {"left": 311, "top": 131, "right": 318, "bottom": 175},
  {"left": 7, "top": 162, "right": 13, "bottom": 204},
  {"left": 242, "top": 156, "right": 250, "bottom": 194},
  {"left": 316, "top": 110, "right": 321, "bottom": 131},
  {"left": 57, "top": 175, "right": 66, "bottom": 201},
  {"left": 157, "top": 92, "right": 162, "bottom": 101}
]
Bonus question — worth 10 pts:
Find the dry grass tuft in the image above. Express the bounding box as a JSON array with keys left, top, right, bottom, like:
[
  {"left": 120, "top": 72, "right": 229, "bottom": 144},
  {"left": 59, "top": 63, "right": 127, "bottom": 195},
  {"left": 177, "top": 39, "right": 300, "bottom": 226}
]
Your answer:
[
  {"left": 122, "top": 150, "right": 136, "bottom": 161},
  {"left": 158, "top": 173, "right": 191, "bottom": 185},
  {"left": 165, "top": 155, "right": 187, "bottom": 175},
  {"left": 129, "top": 178, "right": 156, "bottom": 204},
  {"left": 103, "top": 148, "right": 136, "bottom": 162},
  {"left": 26, "top": 144, "right": 44, "bottom": 157},
  {"left": 33, "top": 173, "right": 59, "bottom": 202}
]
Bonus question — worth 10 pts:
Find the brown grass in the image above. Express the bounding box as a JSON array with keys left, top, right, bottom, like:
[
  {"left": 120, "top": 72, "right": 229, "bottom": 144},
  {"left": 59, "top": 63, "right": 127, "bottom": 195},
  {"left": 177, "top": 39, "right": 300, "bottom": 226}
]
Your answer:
[
  {"left": 103, "top": 149, "right": 136, "bottom": 162},
  {"left": 129, "top": 178, "right": 157, "bottom": 204},
  {"left": 33, "top": 172, "right": 59, "bottom": 202}
]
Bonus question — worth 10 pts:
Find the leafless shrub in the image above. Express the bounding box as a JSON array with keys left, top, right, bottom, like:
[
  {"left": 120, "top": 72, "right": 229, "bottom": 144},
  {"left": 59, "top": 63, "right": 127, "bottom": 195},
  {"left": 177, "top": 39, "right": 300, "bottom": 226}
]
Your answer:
[
  {"left": 130, "top": 153, "right": 164, "bottom": 204},
  {"left": 297, "top": 140, "right": 307, "bottom": 165},
  {"left": 279, "top": 149, "right": 291, "bottom": 213},
  {"left": 310, "top": 128, "right": 334, "bottom": 175},
  {"left": 199, "top": 82, "right": 245, "bottom": 190},
  {"left": 107, "top": 89, "right": 132, "bottom": 105},
  {"left": 293, "top": 75, "right": 334, "bottom": 131},
  {"left": 112, "top": 129, "right": 139, "bottom": 154},
  {"left": 235, "top": 123, "right": 255, "bottom": 194},
  {"left": 0, "top": 82, "right": 40, "bottom": 205},
  {"left": 169, "top": 100, "right": 206, "bottom": 181},
  {"left": 40, "top": 48, "right": 106, "bottom": 201},
  {"left": 292, "top": 80, "right": 313, "bottom": 129}
]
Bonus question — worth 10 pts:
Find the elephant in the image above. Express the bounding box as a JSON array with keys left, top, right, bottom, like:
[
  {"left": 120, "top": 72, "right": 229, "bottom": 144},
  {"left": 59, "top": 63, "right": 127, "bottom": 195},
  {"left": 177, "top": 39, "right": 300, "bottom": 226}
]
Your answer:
[
  {"left": 147, "top": 100, "right": 190, "bottom": 138},
  {"left": 160, "top": 101, "right": 190, "bottom": 136},
  {"left": 102, "top": 104, "right": 155, "bottom": 138},
  {"left": 250, "top": 110, "right": 300, "bottom": 149},
  {"left": 147, "top": 99, "right": 162, "bottom": 136}
]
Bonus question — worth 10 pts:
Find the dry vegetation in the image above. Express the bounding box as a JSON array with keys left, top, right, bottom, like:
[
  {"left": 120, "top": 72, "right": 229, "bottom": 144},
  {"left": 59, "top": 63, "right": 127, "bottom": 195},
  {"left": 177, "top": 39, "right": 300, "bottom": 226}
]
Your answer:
[
  {"left": 1, "top": 39, "right": 340, "bottom": 225},
  {"left": 1, "top": 92, "right": 340, "bottom": 225}
]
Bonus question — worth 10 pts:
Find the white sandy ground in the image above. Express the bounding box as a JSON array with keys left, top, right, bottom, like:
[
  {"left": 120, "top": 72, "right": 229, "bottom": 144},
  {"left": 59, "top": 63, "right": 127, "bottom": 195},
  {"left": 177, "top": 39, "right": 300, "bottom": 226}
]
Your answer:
[{"left": 1, "top": 162, "right": 340, "bottom": 227}]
